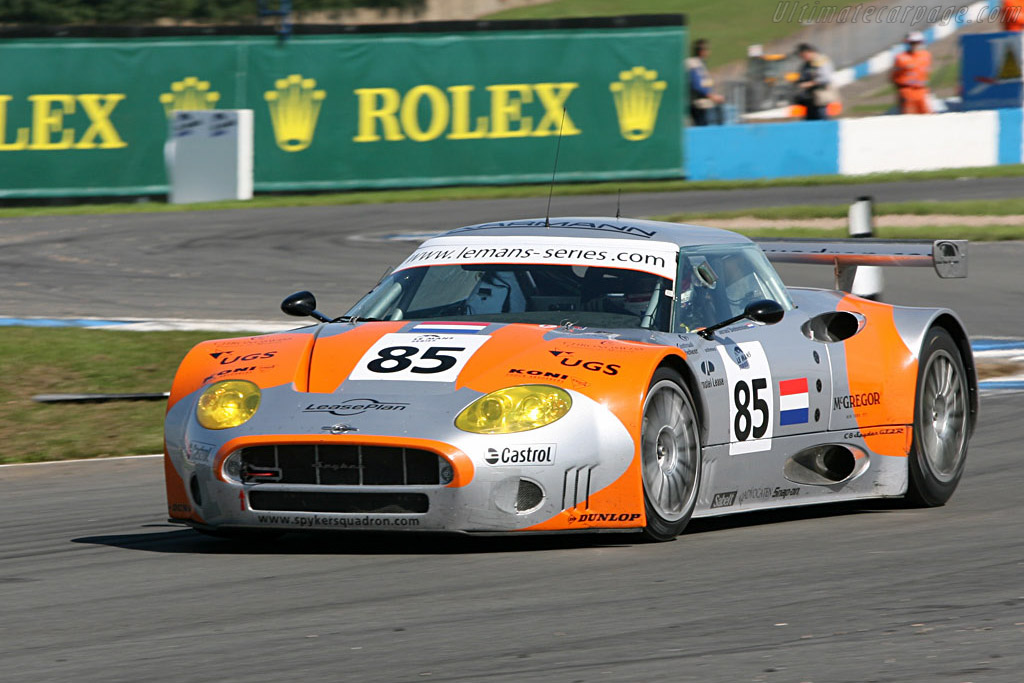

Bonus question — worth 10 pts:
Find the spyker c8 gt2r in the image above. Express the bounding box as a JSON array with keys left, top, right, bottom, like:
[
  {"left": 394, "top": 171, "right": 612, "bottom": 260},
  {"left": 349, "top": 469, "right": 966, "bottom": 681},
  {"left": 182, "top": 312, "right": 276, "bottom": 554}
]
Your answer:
[{"left": 164, "top": 218, "right": 976, "bottom": 541}]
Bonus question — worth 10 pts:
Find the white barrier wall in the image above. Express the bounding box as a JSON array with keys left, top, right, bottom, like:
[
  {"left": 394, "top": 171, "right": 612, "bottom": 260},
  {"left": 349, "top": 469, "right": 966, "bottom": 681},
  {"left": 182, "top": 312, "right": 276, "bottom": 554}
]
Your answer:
[
  {"left": 166, "top": 110, "right": 253, "bottom": 204},
  {"left": 837, "top": 111, "right": 999, "bottom": 175}
]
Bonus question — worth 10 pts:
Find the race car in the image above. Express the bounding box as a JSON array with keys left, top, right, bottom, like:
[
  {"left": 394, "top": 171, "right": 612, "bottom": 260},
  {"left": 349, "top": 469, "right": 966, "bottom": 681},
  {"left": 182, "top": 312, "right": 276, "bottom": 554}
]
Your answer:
[{"left": 164, "top": 217, "right": 976, "bottom": 541}]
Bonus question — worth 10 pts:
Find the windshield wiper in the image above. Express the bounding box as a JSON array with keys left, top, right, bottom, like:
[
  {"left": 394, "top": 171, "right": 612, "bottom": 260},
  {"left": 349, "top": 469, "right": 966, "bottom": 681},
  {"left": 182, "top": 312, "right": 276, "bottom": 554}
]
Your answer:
[{"left": 330, "top": 315, "right": 383, "bottom": 324}]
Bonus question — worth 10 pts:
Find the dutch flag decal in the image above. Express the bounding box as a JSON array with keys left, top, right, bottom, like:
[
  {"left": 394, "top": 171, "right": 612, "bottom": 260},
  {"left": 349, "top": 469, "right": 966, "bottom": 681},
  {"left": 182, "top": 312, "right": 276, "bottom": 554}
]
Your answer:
[{"left": 779, "top": 378, "right": 810, "bottom": 426}]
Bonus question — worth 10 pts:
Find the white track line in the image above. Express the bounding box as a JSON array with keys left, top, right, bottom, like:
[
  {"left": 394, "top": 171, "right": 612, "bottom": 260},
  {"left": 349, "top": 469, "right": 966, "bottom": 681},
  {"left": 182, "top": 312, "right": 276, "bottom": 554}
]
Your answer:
[{"left": 0, "top": 453, "right": 162, "bottom": 468}]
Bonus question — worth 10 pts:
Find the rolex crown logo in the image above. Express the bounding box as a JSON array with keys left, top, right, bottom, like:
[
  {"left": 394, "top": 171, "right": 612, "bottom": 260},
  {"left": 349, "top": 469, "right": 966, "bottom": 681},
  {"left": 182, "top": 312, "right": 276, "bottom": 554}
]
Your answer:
[
  {"left": 609, "top": 66, "right": 667, "bottom": 141},
  {"left": 159, "top": 77, "right": 220, "bottom": 117},
  {"left": 264, "top": 74, "right": 326, "bottom": 152}
]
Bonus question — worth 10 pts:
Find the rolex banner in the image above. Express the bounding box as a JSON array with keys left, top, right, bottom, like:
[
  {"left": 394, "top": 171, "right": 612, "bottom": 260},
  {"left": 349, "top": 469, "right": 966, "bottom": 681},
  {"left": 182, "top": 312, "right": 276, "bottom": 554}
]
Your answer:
[{"left": 0, "top": 18, "right": 685, "bottom": 197}]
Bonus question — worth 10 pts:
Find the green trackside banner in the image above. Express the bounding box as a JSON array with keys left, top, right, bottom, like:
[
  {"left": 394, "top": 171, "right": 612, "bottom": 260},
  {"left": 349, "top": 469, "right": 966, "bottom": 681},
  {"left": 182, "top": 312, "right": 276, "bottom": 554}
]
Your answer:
[{"left": 0, "top": 22, "right": 686, "bottom": 197}]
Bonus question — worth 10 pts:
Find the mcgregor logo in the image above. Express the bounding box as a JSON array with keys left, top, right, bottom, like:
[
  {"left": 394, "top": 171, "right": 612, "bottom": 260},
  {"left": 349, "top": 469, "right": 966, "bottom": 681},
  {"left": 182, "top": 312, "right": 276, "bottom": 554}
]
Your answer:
[
  {"left": 159, "top": 77, "right": 220, "bottom": 117},
  {"left": 608, "top": 66, "right": 666, "bottom": 141},
  {"left": 264, "top": 74, "right": 326, "bottom": 152}
]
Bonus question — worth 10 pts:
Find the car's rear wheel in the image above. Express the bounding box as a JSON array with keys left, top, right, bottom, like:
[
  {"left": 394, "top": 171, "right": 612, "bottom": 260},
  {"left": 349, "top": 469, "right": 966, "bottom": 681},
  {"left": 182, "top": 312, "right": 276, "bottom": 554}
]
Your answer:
[
  {"left": 640, "top": 368, "right": 702, "bottom": 541},
  {"left": 907, "top": 327, "right": 970, "bottom": 507}
]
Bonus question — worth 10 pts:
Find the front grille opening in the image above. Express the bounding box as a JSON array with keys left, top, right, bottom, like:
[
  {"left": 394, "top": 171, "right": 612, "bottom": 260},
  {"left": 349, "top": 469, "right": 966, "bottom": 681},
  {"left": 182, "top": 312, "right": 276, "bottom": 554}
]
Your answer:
[
  {"left": 249, "top": 490, "right": 428, "bottom": 514},
  {"left": 515, "top": 479, "right": 544, "bottom": 512},
  {"left": 239, "top": 445, "right": 445, "bottom": 486}
]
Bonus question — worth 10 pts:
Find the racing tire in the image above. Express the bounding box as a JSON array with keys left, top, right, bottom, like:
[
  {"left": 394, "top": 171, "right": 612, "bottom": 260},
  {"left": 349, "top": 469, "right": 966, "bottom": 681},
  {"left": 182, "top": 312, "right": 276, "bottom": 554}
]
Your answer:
[
  {"left": 906, "top": 327, "right": 970, "bottom": 507},
  {"left": 639, "top": 368, "right": 702, "bottom": 542}
]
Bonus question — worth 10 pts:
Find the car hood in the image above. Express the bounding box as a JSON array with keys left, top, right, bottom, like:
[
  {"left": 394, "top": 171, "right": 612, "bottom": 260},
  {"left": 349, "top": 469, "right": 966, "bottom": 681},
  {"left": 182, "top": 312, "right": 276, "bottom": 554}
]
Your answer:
[{"left": 168, "top": 321, "right": 681, "bottom": 426}]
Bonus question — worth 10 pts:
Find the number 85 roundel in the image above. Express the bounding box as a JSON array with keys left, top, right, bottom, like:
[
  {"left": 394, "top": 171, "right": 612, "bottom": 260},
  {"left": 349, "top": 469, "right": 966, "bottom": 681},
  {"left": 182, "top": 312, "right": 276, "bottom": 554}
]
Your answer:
[{"left": 348, "top": 333, "right": 492, "bottom": 383}]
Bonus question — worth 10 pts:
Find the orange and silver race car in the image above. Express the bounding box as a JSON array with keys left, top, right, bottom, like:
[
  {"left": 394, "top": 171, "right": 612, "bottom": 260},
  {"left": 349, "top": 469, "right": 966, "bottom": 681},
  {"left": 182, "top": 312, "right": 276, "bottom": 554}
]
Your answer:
[{"left": 164, "top": 218, "right": 976, "bottom": 541}]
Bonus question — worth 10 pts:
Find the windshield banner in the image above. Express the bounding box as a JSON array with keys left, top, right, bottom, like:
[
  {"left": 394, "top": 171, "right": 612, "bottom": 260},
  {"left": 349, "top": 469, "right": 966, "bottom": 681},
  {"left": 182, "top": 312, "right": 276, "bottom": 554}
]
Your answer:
[{"left": 395, "top": 236, "right": 679, "bottom": 280}]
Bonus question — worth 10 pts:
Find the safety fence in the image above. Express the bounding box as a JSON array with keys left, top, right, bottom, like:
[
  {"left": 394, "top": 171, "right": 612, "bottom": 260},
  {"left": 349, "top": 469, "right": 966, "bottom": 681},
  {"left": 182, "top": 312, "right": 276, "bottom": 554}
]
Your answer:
[{"left": 0, "top": 17, "right": 686, "bottom": 198}]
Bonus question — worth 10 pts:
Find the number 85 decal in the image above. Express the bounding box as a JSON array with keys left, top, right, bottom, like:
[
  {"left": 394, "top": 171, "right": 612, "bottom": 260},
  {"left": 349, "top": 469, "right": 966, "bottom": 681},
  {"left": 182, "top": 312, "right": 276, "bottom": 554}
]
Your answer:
[
  {"left": 717, "top": 342, "right": 774, "bottom": 454},
  {"left": 733, "top": 378, "right": 769, "bottom": 441},
  {"left": 349, "top": 333, "right": 491, "bottom": 382}
]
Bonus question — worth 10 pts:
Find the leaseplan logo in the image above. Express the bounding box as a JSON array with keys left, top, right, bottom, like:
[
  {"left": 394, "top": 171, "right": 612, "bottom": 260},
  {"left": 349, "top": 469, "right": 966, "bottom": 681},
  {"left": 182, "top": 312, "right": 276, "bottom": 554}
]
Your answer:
[{"left": 302, "top": 398, "right": 407, "bottom": 417}]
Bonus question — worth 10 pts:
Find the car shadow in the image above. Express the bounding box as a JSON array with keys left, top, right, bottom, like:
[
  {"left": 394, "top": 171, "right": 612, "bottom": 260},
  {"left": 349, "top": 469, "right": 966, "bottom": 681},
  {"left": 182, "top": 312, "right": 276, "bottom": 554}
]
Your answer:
[{"left": 72, "top": 500, "right": 899, "bottom": 555}]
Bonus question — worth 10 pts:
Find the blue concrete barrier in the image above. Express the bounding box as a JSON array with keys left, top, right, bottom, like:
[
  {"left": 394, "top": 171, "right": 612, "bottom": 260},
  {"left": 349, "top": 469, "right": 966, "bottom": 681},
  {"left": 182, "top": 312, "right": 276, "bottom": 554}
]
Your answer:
[
  {"left": 685, "top": 120, "right": 839, "bottom": 181},
  {"left": 686, "top": 107, "right": 1024, "bottom": 181}
]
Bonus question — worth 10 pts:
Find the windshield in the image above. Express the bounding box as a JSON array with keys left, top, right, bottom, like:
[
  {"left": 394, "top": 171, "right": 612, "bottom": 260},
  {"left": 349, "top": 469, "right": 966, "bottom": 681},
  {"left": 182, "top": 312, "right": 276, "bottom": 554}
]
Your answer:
[{"left": 346, "top": 263, "right": 675, "bottom": 331}]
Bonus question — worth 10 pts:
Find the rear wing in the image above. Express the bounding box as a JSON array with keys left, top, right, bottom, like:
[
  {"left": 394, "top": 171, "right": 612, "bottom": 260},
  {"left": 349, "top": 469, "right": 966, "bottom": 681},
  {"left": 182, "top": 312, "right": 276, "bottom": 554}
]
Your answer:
[{"left": 756, "top": 238, "right": 967, "bottom": 291}]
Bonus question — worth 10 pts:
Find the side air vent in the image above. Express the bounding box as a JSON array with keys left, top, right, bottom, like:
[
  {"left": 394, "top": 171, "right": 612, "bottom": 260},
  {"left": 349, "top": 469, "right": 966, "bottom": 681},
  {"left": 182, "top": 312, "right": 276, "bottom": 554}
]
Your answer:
[
  {"left": 516, "top": 479, "right": 544, "bottom": 513},
  {"left": 561, "top": 466, "right": 595, "bottom": 510},
  {"left": 784, "top": 444, "right": 868, "bottom": 485},
  {"left": 801, "top": 311, "right": 864, "bottom": 342}
]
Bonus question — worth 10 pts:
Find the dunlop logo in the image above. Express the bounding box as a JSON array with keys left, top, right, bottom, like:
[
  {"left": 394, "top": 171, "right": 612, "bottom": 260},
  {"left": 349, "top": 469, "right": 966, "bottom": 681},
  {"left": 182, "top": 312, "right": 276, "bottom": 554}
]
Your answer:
[
  {"left": 264, "top": 74, "right": 326, "bottom": 152},
  {"left": 608, "top": 66, "right": 666, "bottom": 141},
  {"left": 159, "top": 77, "right": 220, "bottom": 117}
]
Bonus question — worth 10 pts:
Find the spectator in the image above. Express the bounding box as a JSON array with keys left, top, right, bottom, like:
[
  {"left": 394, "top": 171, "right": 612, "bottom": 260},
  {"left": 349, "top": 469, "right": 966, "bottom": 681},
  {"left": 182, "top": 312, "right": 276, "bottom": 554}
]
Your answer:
[
  {"left": 794, "top": 43, "right": 838, "bottom": 120},
  {"left": 1004, "top": 0, "right": 1024, "bottom": 31},
  {"left": 891, "top": 31, "right": 932, "bottom": 114},
  {"left": 687, "top": 38, "right": 725, "bottom": 126}
]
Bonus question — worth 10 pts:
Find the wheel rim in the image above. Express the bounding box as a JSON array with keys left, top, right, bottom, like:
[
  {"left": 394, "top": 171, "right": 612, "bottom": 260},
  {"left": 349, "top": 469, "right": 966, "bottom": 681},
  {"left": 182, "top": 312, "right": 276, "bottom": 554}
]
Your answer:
[
  {"left": 919, "top": 349, "right": 967, "bottom": 482},
  {"left": 641, "top": 380, "right": 700, "bottom": 522}
]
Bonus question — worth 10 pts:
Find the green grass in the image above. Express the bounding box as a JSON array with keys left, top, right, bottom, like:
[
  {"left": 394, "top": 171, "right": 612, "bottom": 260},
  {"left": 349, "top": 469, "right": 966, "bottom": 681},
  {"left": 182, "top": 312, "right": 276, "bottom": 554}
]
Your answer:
[
  {"left": 6, "top": 165, "right": 1024, "bottom": 219},
  {"left": 930, "top": 59, "right": 959, "bottom": 91},
  {"left": 482, "top": 0, "right": 860, "bottom": 68},
  {"left": 0, "top": 328, "right": 224, "bottom": 463}
]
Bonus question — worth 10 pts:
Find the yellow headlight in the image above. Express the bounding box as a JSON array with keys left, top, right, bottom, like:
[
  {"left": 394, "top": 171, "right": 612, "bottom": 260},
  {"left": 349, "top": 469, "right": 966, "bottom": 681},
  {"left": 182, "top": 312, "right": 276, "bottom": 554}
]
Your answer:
[
  {"left": 455, "top": 385, "right": 571, "bottom": 434},
  {"left": 196, "top": 380, "right": 261, "bottom": 430}
]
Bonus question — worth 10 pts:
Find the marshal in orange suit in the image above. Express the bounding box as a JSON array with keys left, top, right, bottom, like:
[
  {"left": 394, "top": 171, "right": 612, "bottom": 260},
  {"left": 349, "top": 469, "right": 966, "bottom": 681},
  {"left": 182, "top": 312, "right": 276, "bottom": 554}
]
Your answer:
[{"left": 892, "top": 31, "right": 932, "bottom": 114}]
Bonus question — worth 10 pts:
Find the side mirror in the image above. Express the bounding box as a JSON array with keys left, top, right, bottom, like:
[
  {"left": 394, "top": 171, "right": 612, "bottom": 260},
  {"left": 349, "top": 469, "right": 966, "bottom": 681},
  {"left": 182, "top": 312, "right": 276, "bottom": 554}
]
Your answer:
[
  {"left": 698, "top": 299, "right": 784, "bottom": 339},
  {"left": 744, "top": 299, "right": 785, "bottom": 325},
  {"left": 281, "top": 291, "right": 331, "bottom": 323}
]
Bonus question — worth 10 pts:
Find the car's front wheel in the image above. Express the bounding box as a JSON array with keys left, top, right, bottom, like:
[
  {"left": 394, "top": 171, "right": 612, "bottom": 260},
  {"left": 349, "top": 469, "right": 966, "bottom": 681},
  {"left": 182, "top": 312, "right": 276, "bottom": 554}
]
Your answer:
[
  {"left": 640, "top": 368, "right": 702, "bottom": 541},
  {"left": 907, "top": 327, "right": 970, "bottom": 506}
]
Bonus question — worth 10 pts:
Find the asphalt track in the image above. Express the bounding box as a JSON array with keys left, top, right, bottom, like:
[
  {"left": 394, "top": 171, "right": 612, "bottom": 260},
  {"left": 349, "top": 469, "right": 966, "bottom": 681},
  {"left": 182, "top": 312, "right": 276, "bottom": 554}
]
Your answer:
[{"left": 2, "top": 177, "right": 1024, "bottom": 682}]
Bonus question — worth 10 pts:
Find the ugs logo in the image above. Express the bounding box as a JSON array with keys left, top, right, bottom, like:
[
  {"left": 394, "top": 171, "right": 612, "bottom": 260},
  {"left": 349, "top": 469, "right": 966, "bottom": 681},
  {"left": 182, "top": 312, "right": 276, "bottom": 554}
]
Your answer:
[
  {"left": 485, "top": 445, "right": 555, "bottom": 466},
  {"left": 550, "top": 352, "right": 620, "bottom": 375},
  {"left": 303, "top": 398, "right": 408, "bottom": 417},
  {"left": 209, "top": 351, "right": 276, "bottom": 365}
]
